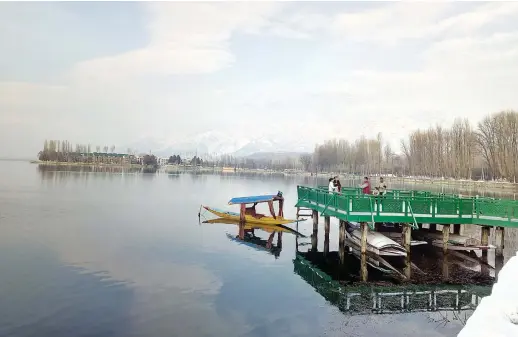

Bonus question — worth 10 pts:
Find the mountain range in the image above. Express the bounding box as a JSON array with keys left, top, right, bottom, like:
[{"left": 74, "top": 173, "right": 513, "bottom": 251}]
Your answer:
[{"left": 126, "top": 131, "right": 315, "bottom": 158}]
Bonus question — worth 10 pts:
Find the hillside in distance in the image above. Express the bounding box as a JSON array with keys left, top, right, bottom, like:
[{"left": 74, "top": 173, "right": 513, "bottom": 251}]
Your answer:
[{"left": 127, "top": 131, "right": 315, "bottom": 158}]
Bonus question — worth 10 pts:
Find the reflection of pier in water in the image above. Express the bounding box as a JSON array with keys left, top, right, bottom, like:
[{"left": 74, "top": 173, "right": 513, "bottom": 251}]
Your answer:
[{"left": 293, "top": 254, "right": 491, "bottom": 315}]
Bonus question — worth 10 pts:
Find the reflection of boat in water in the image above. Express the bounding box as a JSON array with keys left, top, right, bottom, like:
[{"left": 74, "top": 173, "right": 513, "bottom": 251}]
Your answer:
[
  {"left": 293, "top": 254, "right": 491, "bottom": 315},
  {"left": 201, "top": 217, "right": 305, "bottom": 259},
  {"left": 226, "top": 233, "right": 282, "bottom": 257},
  {"left": 202, "top": 192, "right": 306, "bottom": 225}
]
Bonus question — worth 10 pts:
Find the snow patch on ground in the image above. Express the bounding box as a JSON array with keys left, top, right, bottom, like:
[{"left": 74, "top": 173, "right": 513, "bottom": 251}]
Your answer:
[{"left": 458, "top": 252, "right": 518, "bottom": 337}]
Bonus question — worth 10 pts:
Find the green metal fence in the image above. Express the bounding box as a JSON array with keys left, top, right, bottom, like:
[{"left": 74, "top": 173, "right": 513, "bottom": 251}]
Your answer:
[{"left": 297, "top": 185, "right": 518, "bottom": 228}]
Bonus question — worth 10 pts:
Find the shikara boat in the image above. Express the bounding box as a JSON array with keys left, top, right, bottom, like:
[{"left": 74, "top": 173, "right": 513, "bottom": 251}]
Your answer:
[
  {"left": 345, "top": 222, "right": 407, "bottom": 257},
  {"left": 202, "top": 192, "right": 304, "bottom": 225},
  {"left": 413, "top": 230, "right": 496, "bottom": 251}
]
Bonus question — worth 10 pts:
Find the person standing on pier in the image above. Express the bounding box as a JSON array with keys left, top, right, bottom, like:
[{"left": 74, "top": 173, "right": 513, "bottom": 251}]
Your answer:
[
  {"left": 328, "top": 177, "right": 336, "bottom": 193},
  {"left": 376, "top": 177, "right": 387, "bottom": 195},
  {"left": 360, "top": 176, "right": 371, "bottom": 194},
  {"left": 333, "top": 176, "right": 342, "bottom": 193}
]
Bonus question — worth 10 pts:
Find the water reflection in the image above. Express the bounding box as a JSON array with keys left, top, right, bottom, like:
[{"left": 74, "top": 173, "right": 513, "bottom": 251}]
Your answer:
[
  {"left": 34, "top": 167, "right": 518, "bottom": 200},
  {"left": 37, "top": 163, "right": 142, "bottom": 175},
  {"left": 202, "top": 218, "right": 305, "bottom": 259},
  {"left": 293, "top": 254, "right": 490, "bottom": 316},
  {"left": 8, "top": 165, "right": 515, "bottom": 336},
  {"left": 0, "top": 243, "right": 134, "bottom": 337}
]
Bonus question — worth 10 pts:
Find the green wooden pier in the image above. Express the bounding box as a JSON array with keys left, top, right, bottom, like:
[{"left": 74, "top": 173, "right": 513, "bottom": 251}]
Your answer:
[{"left": 294, "top": 185, "right": 512, "bottom": 281}]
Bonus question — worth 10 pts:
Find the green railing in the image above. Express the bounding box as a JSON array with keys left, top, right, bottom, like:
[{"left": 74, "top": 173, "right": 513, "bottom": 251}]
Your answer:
[
  {"left": 297, "top": 185, "right": 518, "bottom": 228},
  {"left": 315, "top": 185, "right": 495, "bottom": 200}
]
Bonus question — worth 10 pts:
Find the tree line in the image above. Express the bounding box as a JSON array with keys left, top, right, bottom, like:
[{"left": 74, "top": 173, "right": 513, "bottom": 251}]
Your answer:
[
  {"left": 37, "top": 140, "right": 129, "bottom": 163},
  {"left": 167, "top": 155, "right": 182, "bottom": 164},
  {"left": 311, "top": 110, "right": 518, "bottom": 181}
]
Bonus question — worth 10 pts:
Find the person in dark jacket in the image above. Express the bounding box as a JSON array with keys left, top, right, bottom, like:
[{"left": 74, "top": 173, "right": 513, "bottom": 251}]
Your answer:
[{"left": 333, "top": 176, "right": 342, "bottom": 193}]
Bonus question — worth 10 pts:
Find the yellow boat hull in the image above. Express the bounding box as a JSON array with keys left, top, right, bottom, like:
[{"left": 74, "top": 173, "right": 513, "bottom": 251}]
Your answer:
[
  {"left": 203, "top": 206, "right": 300, "bottom": 225},
  {"left": 203, "top": 218, "right": 297, "bottom": 233}
]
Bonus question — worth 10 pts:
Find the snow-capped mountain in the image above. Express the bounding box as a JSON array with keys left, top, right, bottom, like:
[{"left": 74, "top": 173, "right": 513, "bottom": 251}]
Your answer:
[{"left": 127, "top": 130, "right": 314, "bottom": 158}]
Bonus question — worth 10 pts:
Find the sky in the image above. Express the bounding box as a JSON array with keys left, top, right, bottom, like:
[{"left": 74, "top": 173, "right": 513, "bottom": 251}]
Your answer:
[{"left": 1, "top": 1, "right": 518, "bottom": 158}]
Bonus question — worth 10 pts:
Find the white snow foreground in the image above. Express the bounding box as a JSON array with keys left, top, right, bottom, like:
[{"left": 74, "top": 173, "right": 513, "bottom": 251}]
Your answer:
[{"left": 458, "top": 252, "right": 518, "bottom": 337}]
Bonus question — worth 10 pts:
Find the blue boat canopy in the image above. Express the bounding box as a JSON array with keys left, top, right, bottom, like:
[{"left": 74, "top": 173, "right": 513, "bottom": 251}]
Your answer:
[{"left": 228, "top": 193, "right": 283, "bottom": 205}]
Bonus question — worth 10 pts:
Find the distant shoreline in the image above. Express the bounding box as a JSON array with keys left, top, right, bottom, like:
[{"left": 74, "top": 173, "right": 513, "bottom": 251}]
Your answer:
[
  {"left": 28, "top": 160, "right": 518, "bottom": 190},
  {"left": 30, "top": 160, "right": 143, "bottom": 168}
]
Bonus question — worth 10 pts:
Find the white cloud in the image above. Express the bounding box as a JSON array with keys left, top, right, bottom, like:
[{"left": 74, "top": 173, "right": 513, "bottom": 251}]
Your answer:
[
  {"left": 331, "top": 2, "right": 454, "bottom": 44},
  {"left": 2, "top": 2, "right": 518, "bottom": 157},
  {"left": 331, "top": 2, "right": 518, "bottom": 44},
  {"left": 72, "top": 2, "right": 283, "bottom": 80}
]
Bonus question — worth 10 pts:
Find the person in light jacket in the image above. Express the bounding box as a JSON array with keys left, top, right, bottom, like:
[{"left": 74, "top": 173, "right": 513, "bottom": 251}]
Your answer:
[
  {"left": 328, "top": 177, "right": 336, "bottom": 193},
  {"left": 375, "top": 177, "right": 387, "bottom": 195}
]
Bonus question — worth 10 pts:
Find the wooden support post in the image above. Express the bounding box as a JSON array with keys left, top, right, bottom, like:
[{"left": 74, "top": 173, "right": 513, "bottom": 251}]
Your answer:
[
  {"left": 402, "top": 224, "right": 412, "bottom": 279},
  {"left": 339, "top": 243, "right": 346, "bottom": 265},
  {"left": 360, "top": 222, "right": 368, "bottom": 282},
  {"left": 312, "top": 210, "right": 318, "bottom": 233},
  {"left": 295, "top": 228, "right": 299, "bottom": 254},
  {"left": 495, "top": 226, "right": 505, "bottom": 257},
  {"left": 324, "top": 216, "right": 330, "bottom": 235},
  {"left": 481, "top": 226, "right": 490, "bottom": 261},
  {"left": 324, "top": 216, "right": 330, "bottom": 256},
  {"left": 240, "top": 203, "right": 246, "bottom": 223},
  {"left": 496, "top": 255, "right": 504, "bottom": 280},
  {"left": 339, "top": 220, "right": 345, "bottom": 246},
  {"left": 453, "top": 224, "right": 460, "bottom": 235},
  {"left": 442, "top": 224, "right": 450, "bottom": 255},
  {"left": 311, "top": 232, "right": 318, "bottom": 252},
  {"left": 339, "top": 220, "right": 346, "bottom": 265},
  {"left": 238, "top": 222, "right": 245, "bottom": 240},
  {"left": 442, "top": 253, "right": 449, "bottom": 281}
]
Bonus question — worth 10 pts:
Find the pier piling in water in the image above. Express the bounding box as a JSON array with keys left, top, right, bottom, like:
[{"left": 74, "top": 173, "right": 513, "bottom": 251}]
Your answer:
[
  {"left": 311, "top": 210, "right": 319, "bottom": 252},
  {"left": 495, "top": 226, "right": 505, "bottom": 257},
  {"left": 360, "top": 222, "right": 368, "bottom": 282},
  {"left": 481, "top": 226, "right": 490, "bottom": 260},
  {"left": 402, "top": 223, "right": 412, "bottom": 279},
  {"left": 442, "top": 224, "right": 450, "bottom": 254},
  {"left": 338, "top": 220, "right": 345, "bottom": 247},
  {"left": 338, "top": 220, "right": 346, "bottom": 265},
  {"left": 324, "top": 216, "right": 330, "bottom": 256},
  {"left": 453, "top": 224, "right": 463, "bottom": 235},
  {"left": 312, "top": 210, "right": 318, "bottom": 232}
]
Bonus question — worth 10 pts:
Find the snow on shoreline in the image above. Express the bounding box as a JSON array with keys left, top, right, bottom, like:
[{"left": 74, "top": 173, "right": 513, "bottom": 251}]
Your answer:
[{"left": 458, "top": 252, "right": 518, "bottom": 337}]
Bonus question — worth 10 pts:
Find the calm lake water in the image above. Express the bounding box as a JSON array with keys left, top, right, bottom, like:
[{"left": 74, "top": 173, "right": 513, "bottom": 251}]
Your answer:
[{"left": 0, "top": 161, "right": 516, "bottom": 337}]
